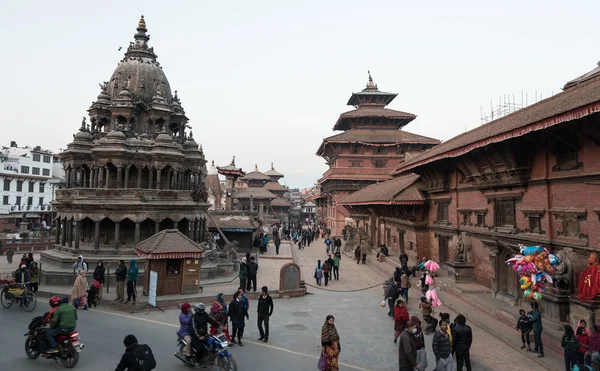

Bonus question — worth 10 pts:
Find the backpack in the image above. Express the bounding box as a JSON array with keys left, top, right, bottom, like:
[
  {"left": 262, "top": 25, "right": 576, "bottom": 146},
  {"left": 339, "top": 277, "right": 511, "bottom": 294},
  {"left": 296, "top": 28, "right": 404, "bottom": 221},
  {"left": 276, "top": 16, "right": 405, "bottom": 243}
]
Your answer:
[{"left": 132, "top": 344, "right": 156, "bottom": 371}]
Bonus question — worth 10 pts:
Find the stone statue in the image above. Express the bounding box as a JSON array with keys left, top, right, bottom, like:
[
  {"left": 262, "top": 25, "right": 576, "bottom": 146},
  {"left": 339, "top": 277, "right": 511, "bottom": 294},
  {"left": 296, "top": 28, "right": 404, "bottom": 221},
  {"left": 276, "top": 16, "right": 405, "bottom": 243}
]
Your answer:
[
  {"left": 578, "top": 252, "right": 600, "bottom": 301},
  {"left": 81, "top": 117, "right": 86, "bottom": 129},
  {"left": 453, "top": 232, "right": 471, "bottom": 263}
]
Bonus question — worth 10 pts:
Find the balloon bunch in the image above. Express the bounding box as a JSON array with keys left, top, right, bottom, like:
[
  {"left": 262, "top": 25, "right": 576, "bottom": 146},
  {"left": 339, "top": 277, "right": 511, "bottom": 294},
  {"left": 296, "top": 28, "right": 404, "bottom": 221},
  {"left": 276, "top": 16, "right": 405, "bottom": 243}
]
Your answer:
[
  {"left": 506, "top": 245, "right": 561, "bottom": 301},
  {"left": 424, "top": 260, "right": 442, "bottom": 307}
]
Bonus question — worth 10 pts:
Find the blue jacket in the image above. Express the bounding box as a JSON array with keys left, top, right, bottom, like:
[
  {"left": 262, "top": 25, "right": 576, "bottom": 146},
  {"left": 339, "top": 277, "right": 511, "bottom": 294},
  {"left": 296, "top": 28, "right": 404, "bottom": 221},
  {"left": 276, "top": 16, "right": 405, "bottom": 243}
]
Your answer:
[
  {"left": 528, "top": 309, "right": 543, "bottom": 332},
  {"left": 128, "top": 259, "right": 139, "bottom": 282}
]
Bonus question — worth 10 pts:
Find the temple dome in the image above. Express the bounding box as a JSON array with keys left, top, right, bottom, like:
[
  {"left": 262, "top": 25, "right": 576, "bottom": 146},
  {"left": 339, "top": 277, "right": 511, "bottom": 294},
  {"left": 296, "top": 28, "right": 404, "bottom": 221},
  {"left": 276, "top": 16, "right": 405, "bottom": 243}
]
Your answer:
[
  {"left": 106, "top": 129, "right": 126, "bottom": 140},
  {"left": 106, "top": 16, "right": 173, "bottom": 104}
]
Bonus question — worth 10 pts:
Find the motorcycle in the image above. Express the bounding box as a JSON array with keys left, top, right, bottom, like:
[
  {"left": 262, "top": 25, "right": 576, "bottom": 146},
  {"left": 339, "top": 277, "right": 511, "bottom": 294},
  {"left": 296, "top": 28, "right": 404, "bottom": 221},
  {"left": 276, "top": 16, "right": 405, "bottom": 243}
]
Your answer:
[
  {"left": 24, "top": 316, "right": 84, "bottom": 368},
  {"left": 174, "top": 331, "right": 237, "bottom": 370}
]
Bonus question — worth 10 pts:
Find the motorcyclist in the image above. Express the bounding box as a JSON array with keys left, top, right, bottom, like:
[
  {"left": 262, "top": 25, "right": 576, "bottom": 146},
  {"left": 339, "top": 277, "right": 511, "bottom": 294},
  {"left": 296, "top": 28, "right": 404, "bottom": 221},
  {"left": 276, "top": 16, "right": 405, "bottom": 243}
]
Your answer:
[
  {"left": 46, "top": 297, "right": 77, "bottom": 353},
  {"left": 191, "top": 303, "right": 221, "bottom": 366}
]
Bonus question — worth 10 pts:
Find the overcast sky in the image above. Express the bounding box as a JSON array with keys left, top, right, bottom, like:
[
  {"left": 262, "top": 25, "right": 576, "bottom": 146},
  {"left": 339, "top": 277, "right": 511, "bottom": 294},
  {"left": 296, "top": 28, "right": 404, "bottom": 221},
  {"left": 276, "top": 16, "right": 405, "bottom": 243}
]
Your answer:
[{"left": 2, "top": 1, "right": 599, "bottom": 189}]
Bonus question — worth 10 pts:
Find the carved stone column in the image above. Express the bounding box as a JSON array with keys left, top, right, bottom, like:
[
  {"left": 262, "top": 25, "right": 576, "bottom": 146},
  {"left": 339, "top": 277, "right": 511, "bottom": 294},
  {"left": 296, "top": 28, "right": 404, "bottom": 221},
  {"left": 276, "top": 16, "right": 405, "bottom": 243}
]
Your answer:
[
  {"left": 134, "top": 222, "right": 141, "bottom": 244},
  {"left": 136, "top": 167, "right": 142, "bottom": 188},
  {"left": 98, "top": 167, "right": 104, "bottom": 188},
  {"left": 66, "top": 168, "right": 72, "bottom": 188},
  {"left": 55, "top": 217, "right": 61, "bottom": 245},
  {"left": 61, "top": 218, "right": 67, "bottom": 246},
  {"left": 104, "top": 166, "right": 110, "bottom": 189},
  {"left": 94, "top": 221, "right": 100, "bottom": 250},
  {"left": 173, "top": 220, "right": 178, "bottom": 230},
  {"left": 114, "top": 222, "right": 120, "bottom": 249},
  {"left": 155, "top": 222, "right": 160, "bottom": 234},
  {"left": 74, "top": 221, "right": 81, "bottom": 249},
  {"left": 148, "top": 168, "right": 154, "bottom": 190},
  {"left": 67, "top": 220, "right": 73, "bottom": 248},
  {"left": 156, "top": 168, "right": 162, "bottom": 190},
  {"left": 124, "top": 165, "right": 130, "bottom": 189},
  {"left": 116, "top": 167, "right": 123, "bottom": 188}
]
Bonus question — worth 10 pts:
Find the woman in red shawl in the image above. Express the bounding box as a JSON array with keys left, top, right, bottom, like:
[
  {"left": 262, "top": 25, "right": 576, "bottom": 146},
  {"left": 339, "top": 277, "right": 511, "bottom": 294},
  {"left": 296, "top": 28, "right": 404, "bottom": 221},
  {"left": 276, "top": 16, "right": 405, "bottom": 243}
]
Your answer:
[
  {"left": 321, "top": 315, "right": 340, "bottom": 371},
  {"left": 393, "top": 300, "right": 410, "bottom": 343},
  {"left": 209, "top": 292, "right": 231, "bottom": 342}
]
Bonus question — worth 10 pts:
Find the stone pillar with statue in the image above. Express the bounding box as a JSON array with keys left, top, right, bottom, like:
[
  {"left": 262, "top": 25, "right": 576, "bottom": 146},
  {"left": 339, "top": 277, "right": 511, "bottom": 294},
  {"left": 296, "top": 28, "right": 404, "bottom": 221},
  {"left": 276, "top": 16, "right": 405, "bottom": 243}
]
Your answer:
[
  {"left": 446, "top": 232, "right": 474, "bottom": 283},
  {"left": 570, "top": 252, "right": 600, "bottom": 329}
]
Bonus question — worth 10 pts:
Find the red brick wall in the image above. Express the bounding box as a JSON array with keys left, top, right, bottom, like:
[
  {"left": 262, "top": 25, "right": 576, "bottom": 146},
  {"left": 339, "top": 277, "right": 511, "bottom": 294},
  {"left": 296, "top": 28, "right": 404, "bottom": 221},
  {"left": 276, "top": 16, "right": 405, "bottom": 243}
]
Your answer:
[{"left": 471, "top": 237, "right": 493, "bottom": 287}]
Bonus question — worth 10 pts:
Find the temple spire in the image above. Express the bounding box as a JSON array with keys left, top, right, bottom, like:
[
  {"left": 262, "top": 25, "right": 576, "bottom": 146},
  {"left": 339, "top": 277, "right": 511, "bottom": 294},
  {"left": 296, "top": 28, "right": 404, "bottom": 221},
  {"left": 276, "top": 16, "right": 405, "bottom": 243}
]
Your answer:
[
  {"left": 231, "top": 156, "right": 236, "bottom": 166},
  {"left": 271, "top": 162, "right": 274, "bottom": 170},
  {"left": 254, "top": 164, "right": 258, "bottom": 171},
  {"left": 366, "top": 70, "right": 377, "bottom": 90}
]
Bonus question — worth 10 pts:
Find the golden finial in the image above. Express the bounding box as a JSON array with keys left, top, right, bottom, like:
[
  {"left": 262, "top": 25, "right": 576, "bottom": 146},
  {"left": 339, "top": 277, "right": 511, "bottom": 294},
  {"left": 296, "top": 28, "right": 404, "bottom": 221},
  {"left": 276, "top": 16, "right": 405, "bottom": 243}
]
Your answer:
[
  {"left": 366, "top": 70, "right": 376, "bottom": 89},
  {"left": 271, "top": 162, "right": 274, "bottom": 170},
  {"left": 138, "top": 15, "right": 146, "bottom": 29}
]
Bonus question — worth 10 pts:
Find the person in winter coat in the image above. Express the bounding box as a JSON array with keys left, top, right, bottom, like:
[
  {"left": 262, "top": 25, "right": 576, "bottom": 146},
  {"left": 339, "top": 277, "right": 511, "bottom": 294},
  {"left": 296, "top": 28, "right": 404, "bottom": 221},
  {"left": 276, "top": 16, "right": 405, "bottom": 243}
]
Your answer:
[
  {"left": 229, "top": 291, "right": 249, "bottom": 346},
  {"left": 114, "top": 260, "right": 127, "bottom": 302},
  {"left": 452, "top": 314, "right": 473, "bottom": 371},
  {"left": 393, "top": 300, "right": 410, "bottom": 343},
  {"left": 15, "top": 263, "right": 30, "bottom": 284},
  {"left": 192, "top": 303, "right": 221, "bottom": 364},
  {"left": 93, "top": 260, "right": 105, "bottom": 299},
  {"left": 6, "top": 246, "right": 14, "bottom": 264},
  {"left": 398, "top": 320, "right": 418, "bottom": 371},
  {"left": 411, "top": 315, "right": 428, "bottom": 371},
  {"left": 578, "top": 319, "right": 592, "bottom": 337},
  {"left": 562, "top": 324, "right": 580, "bottom": 371},
  {"left": 315, "top": 261, "right": 323, "bottom": 286},
  {"left": 576, "top": 326, "right": 590, "bottom": 365},
  {"left": 115, "top": 335, "right": 155, "bottom": 371},
  {"left": 274, "top": 235, "right": 281, "bottom": 255},
  {"left": 71, "top": 269, "right": 88, "bottom": 309},
  {"left": 210, "top": 293, "right": 231, "bottom": 342},
  {"left": 419, "top": 271, "right": 430, "bottom": 296},
  {"left": 178, "top": 303, "right": 193, "bottom": 361},
  {"left": 399, "top": 273, "right": 410, "bottom": 303},
  {"left": 385, "top": 279, "right": 400, "bottom": 317},
  {"left": 334, "top": 238, "right": 342, "bottom": 254},
  {"left": 257, "top": 286, "right": 274, "bottom": 342},
  {"left": 433, "top": 320, "right": 454, "bottom": 371},
  {"left": 321, "top": 315, "right": 341, "bottom": 371},
  {"left": 126, "top": 259, "right": 138, "bottom": 303},
  {"left": 420, "top": 296, "right": 438, "bottom": 334},
  {"left": 326, "top": 254, "right": 335, "bottom": 281},
  {"left": 529, "top": 302, "right": 544, "bottom": 357},
  {"left": 246, "top": 257, "right": 258, "bottom": 293},
  {"left": 72, "top": 255, "right": 88, "bottom": 273},
  {"left": 587, "top": 324, "right": 600, "bottom": 366},
  {"left": 516, "top": 309, "right": 532, "bottom": 351},
  {"left": 333, "top": 252, "right": 340, "bottom": 281},
  {"left": 322, "top": 260, "right": 330, "bottom": 286},
  {"left": 239, "top": 258, "right": 248, "bottom": 291},
  {"left": 29, "top": 262, "right": 40, "bottom": 293}
]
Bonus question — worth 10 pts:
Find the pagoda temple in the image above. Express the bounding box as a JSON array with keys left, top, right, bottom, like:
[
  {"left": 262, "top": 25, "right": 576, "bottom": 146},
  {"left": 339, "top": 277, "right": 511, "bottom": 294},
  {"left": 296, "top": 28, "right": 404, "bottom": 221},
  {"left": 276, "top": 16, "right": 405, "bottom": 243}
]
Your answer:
[
  {"left": 316, "top": 73, "right": 439, "bottom": 236},
  {"left": 40, "top": 16, "right": 211, "bottom": 285}
]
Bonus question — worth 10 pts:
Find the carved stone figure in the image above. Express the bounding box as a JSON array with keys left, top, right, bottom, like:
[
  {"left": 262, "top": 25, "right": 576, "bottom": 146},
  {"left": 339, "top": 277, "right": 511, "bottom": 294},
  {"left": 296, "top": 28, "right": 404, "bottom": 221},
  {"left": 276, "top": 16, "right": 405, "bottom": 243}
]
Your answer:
[{"left": 453, "top": 233, "right": 471, "bottom": 263}]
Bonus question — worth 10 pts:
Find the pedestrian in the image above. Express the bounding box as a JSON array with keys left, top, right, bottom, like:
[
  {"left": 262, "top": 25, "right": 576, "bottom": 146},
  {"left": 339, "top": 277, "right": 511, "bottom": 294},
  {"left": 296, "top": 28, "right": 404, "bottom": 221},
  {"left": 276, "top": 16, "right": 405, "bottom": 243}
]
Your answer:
[
  {"left": 6, "top": 246, "right": 14, "bottom": 264},
  {"left": 114, "top": 260, "right": 127, "bottom": 302},
  {"left": 238, "top": 287, "right": 250, "bottom": 312},
  {"left": 71, "top": 269, "right": 88, "bottom": 310},
  {"left": 29, "top": 262, "right": 40, "bottom": 293},
  {"left": 228, "top": 291, "right": 249, "bottom": 346},
  {"left": 411, "top": 315, "right": 428, "bottom": 371},
  {"left": 393, "top": 299, "right": 409, "bottom": 343},
  {"left": 420, "top": 296, "right": 438, "bottom": 334},
  {"left": 578, "top": 319, "right": 592, "bottom": 337},
  {"left": 354, "top": 248, "right": 361, "bottom": 264},
  {"left": 238, "top": 257, "right": 248, "bottom": 290},
  {"left": 576, "top": 326, "right": 589, "bottom": 365},
  {"left": 178, "top": 303, "right": 193, "bottom": 361},
  {"left": 562, "top": 324, "right": 580, "bottom": 370},
  {"left": 398, "top": 320, "right": 418, "bottom": 371},
  {"left": 587, "top": 324, "right": 600, "bottom": 366},
  {"left": 246, "top": 256, "right": 258, "bottom": 293},
  {"left": 433, "top": 320, "right": 454, "bottom": 371},
  {"left": 361, "top": 252, "right": 367, "bottom": 264},
  {"left": 324, "top": 237, "right": 332, "bottom": 254},
  {"left": 322, "top": 260, "right": 330, "bottom": 286},
  {"left": 210, "top": 293, "right": 231, "bottom": 342},
  {"left": 385, "top": 279, "right": 400, "bottom": 317},
  {"left": 326, "top": 254, "right": 334, "bottom": 281},
  {"left": 126, "top": 259, "right": 138, "bottom": 304},
  {"left": 257, "top": 286, "right": 273, "bottom": 343},
  {"left": 87, "top": 280, "right": 99, "bottom": 308},
  {"left": 419, "top": 271, "right": 430, "bottom": 296},
  {"left": 321, "top": 315, "right": 340, "bottom": 371},
  {"left": 315, "top": 260, "right": 323, "bottom": 286},
  {"left": 335, "top": 238, "right": 342, "bottom": 254},
  {"left": 298, "top": 234, "right": 303, "bottom": 249},
  {"left": 93, "top": 260, "right": 105, "bottom": 299},
  {"left": 72, "top": 255, "right": 88, "bottom": 273},
  {"left": 274, "top": 235, "right": 281, "bottom": 255},
  {"left": 25, "top": 253, "right": 34, "bottom": 269},
  {"left": 333, "top": 252, "right": 340, "bottom": 281},
  {"left": 529, "top": 302, "right": 544, "bottom": 357},
  {"left": 516, "top": 309, "right": 532, "bottom": 351},
  {"left": 452, "top": 314, "right": 473, "bottom": 371},
  {"left": 400, "top": 273, "right": 410, "bottom": 303},
  {"left": 115, "top": 334, "right": 156, "bottom": 371}
]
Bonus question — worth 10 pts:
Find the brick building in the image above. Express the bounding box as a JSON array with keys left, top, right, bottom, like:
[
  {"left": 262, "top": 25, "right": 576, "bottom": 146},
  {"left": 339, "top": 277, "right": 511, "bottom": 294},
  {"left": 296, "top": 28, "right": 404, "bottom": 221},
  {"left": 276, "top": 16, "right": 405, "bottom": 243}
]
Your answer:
[
  {"left": 339, "top": 60, "right": 600, "bottom": 326},
  {"left": 315, "top": 73, "right": 439, "bottom": 236}
]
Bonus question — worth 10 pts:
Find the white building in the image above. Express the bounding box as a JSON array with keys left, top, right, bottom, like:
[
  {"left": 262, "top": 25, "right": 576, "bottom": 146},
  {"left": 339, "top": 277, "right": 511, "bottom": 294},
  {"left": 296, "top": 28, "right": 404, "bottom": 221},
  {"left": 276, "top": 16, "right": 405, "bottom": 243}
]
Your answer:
[{"left": 0, "top": 141, "right": 65, "bottom": 228}]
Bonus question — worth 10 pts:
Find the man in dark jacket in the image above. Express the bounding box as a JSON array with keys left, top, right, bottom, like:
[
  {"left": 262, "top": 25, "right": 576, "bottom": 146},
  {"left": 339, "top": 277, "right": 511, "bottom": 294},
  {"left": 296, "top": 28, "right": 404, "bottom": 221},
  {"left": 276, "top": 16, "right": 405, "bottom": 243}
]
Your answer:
[
  {"left": 385, "top": 279, "right": 400, "bottom": 317},
  {"left": 432, "top": 320, "right": 454, "bottom": 371},
  {"left": 257, "top": 286, "right": 274, "bottom": 343},
  {"left": 246, "top": 257, "right": 258, "bottom": 292},
  {"left": 274, "top": 236, "right": 281, "bottom": 255},
  {"left": 528, "top": 302, "right": 544, "bottom": 357},
  {"left": 452, "top": 314, "right": 473, "bottom": 371},
  {"left": 114, "top": 260, "right": 127, "bottom": 302},
  {"left": 229, "top": 291, "right": 249, "bottom": 346},
  {"left": 191, "top": 303, "right": 221, "bottom": 364},
  {"left": 398, "top": 321, "right": 418, "bottom": 371},
  {"left": 115, "top": 334, "right": 156, "bottom": 371}
]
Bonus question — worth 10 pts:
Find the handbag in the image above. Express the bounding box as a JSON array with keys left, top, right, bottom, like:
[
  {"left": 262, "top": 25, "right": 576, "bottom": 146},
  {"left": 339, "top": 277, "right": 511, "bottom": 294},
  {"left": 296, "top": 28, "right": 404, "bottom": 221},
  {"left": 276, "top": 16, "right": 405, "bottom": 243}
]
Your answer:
[
  {"left": 314, "top": 271, "right": 318, "bottom": 279},
  {"left": 318, "top": 352, "right": 327, "bottom": 370}
]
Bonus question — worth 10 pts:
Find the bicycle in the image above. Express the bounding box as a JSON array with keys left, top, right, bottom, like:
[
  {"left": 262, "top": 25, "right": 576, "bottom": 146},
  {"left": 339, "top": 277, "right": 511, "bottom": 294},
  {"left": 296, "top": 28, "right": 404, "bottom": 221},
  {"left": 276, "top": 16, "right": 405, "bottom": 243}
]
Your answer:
[{"left": 1, "top": 281, "right": 37, "bottom": 312}]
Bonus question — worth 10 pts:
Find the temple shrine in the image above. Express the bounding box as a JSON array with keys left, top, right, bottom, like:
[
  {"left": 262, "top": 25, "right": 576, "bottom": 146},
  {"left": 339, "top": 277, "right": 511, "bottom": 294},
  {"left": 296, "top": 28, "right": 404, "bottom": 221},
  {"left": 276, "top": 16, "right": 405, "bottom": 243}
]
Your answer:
[{"left": 316, "top": 73, "right": 439, "bottom": 236}]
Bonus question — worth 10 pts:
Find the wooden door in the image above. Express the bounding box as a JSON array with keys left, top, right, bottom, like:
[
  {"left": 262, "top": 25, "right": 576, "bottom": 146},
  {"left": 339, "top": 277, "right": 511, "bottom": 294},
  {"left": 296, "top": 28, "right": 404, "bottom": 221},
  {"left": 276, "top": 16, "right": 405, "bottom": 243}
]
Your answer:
[
  {"left": 181, "top": 258, "right": 201, "bottom": 294},
  {"left": 439, "top": 236, "right": 449, "bottom": 263},
  {"left": 160, "top": 259, "right": 182, "bottom": 295}
]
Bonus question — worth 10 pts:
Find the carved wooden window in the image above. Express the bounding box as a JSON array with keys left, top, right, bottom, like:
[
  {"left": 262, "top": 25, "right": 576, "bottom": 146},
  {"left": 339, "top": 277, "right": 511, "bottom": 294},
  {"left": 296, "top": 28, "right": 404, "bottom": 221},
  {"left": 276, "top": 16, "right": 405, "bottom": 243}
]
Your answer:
[
  {"left": 476, "top": 213, "right": 486, "bottom": 228},
  {"left": 522, "top": 209, "right": 545, "bottom": 234},
  {"left": 372, "top": 159, "right": 388, "bottom": 168},
  {"left": 493, "top": 199, "right": 516, "bottom": 229},
  {"left": 554, "top": 210, "right": 586, "bottom": 239},
  {"left": 349, "top": 160, "right": 362, "bottom": 168},
  {"left": 529, "top": 216, "right": 541, "bottom": 233},
  {"left": 461, "top": 212, "right": 471, "bottom": 226},
  {"left": 351, "top": 144, "right": 358, "bottom": 154},
  {"left": 436, "top": 201, "right": 450, "bottom": 223}
]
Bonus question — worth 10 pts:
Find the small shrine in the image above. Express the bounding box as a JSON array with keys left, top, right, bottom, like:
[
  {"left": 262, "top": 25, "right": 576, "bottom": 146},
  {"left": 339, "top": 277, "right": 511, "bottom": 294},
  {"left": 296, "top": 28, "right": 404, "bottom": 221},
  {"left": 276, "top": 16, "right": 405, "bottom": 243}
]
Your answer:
[{"left": 135, "top": 229, "right": 204, "bottom": 295}]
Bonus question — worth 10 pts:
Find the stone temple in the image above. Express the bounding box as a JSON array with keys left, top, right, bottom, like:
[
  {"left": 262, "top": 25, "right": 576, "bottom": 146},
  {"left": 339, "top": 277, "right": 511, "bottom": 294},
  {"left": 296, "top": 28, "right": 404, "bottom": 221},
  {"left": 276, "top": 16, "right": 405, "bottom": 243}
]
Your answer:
[{"left": 41, "top": 16, "right": 211, "bottom": 285}]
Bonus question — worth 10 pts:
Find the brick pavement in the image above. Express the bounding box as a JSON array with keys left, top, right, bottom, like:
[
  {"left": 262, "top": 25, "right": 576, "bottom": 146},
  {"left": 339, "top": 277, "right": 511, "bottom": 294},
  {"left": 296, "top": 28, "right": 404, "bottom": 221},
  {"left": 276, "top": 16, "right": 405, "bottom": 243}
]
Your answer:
[
  {"left": 0, "top": 252, "right": 41, "bottom": 275},
  {"left": 292, "top": 238, "right": 387, "bottom": 291}
]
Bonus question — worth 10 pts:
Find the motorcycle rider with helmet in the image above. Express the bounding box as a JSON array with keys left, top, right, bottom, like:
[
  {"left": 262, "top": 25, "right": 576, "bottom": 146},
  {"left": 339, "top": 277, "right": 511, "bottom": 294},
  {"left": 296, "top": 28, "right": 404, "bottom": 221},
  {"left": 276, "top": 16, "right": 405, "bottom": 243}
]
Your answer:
[
  {"left": 46, "top": 296, "right": 77, "bottom": 353},
  {"left": 191, "top": 303, "right": 221, "bottom": 366}
]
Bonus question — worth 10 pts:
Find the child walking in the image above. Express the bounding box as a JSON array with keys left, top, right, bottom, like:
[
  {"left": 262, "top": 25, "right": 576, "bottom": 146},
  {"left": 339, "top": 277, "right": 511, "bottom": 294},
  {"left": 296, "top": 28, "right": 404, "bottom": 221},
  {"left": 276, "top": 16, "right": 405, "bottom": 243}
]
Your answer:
[{"left": 516, "top": 309, "right": 532, "bottom": 351}]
